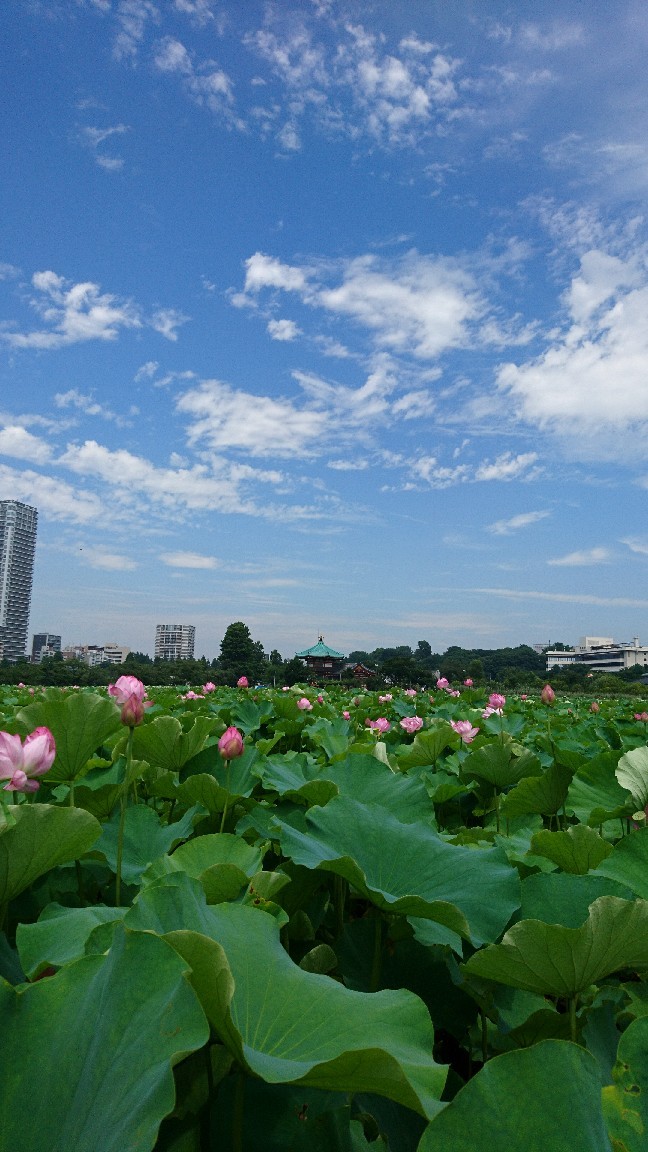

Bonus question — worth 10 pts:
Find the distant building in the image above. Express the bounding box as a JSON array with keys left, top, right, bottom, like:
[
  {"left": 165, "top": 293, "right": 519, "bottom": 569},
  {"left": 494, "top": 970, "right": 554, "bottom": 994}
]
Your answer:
[
  {"left": 295, "top": 636, "right": 346, "bottom": 678},
  {"left": 546, "top": 636, "right": 648, "bottom": 674},
  {"left": 32, "top": 633, "right": 62, "bottom": 662},
  {"left": 155, "top": 624, "right": 195, "bottom": 661},
  {"left": 61, "top": 643, "right": 130, "bottom": 666},
  {"left": 0, "top": 501, "right": 38, "bottom": 662}
]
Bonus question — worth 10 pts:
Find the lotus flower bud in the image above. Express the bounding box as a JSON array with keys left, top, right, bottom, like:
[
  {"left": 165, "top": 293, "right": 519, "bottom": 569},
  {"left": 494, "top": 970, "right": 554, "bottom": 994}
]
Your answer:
[
  {"left": 540, "top": 684, "right": 555, "bottom": 705},
  {"left": 237, "top": 676, "right": 249, "bottom": 688},
  {"left": 218, "top": 726, "right": 244, "bottom": 760}
]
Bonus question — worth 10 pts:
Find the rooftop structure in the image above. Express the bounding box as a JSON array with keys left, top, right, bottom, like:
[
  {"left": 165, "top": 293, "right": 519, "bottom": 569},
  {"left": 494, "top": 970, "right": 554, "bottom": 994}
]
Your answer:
[{"left": 295, "top": 636, "right": 346, "bottom": 678}]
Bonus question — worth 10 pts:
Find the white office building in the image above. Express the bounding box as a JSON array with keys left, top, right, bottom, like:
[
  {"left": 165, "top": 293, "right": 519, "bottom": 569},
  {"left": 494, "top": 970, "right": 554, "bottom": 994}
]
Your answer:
[
  {"left": 546, "top": 636, "right": 648, "bottom": 674},
  {"left": 155, "top": 623, "right": 195, "bottom": 661}
]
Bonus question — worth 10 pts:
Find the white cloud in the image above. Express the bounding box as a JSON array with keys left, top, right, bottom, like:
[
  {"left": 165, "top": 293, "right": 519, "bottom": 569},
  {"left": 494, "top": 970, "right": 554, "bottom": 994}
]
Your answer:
[
  {"left": 134, "top": 360, "right": 159, "bottom": 381},
  {"left": 327, "top": 459, "right": 369, "bottom": 471},
  {"left": 152, "top": 35, "right": 238, "bottom": 124},
  {"left": 244, "top": 253, "right": 308, "bottom": 293},
  {"left": 80, "top": 548, "right": 139, "bottom": 571},
  {"left": 160, "top": 551, "right": 221, "bottom": 568},
  {"left": 0, "top": 465, "right": 106, "bottom": 524},
  {"left": 81, "top": 124, "right": 129, "bottom": 170},
  {"left": 1, "top": 270, "right": 187, "bottom": 352},
  {"left": 267, "top": 318, "right": 302, "bottom": 341},
  {"left": 54, "top": 389, "right": 131, "bottom": 425},
  {"left": 113, "top": 0, "right": 159, "bottom": 62},
  {"left": 242, "top": 249, "right": 483, "bottom": 360},
  {"left": 177, "top": 379, "right": 327, "bottom": 458},
  {"left": 547, "top": 546, "right": 613, "bottom": 566},
  {"left": 150, "top": 308, "right": 190, "bottom": 340},
  {"left": 472, "top": 587, "right": 648, "bottom": 609},
  {"left": 621, "top": 537, "right": 648, "bottom": 556},
  {"left": 474, "top": 452, "right": 539, "bottom": 482},
  {"left": 487, "top": 510, "right": 550, "bottom": 535},
  {"left": 520, "top": 22, "right": 585, "bottom": 51},
  {"left": 496, "top": 249, "right": 648, "bottom": 456},
  {"left": 2, "top": 271, "right": 141, "bottom": 350},
  {"left": 0, "top": 425, "right": 52, "bottom": 464}
]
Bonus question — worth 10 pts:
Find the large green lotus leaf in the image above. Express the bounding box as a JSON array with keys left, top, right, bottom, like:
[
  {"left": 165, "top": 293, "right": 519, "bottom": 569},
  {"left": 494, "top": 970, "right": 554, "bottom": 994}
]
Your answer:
[
  {"left": 229, "top": 697, "right": 272, "bottom": 735},
  {"left": 417, "top": 1041, "right": 611, "bottom": 1152},
  {"left": 595, "top": 828, "right": 648, "bottom": 898},
  {"left": 17, "top": 691, "right": 122, "bottom": 783},
  {"left": 461, "top": 742, "right": 542, "bottom": 790},
  {"left": 272, "top": 797, "right": 520, "bottom": 945},
  {"left": 397, "top": 727, "right": 456, "bottom": 770},
  {"left": 0, "top": 925, "right": 208, "bottom": 1152},
  {"left": 616, "top": 746, "right": 648, "bottom": 809},
  {"left": 464, "top": 896, "right": 648, "bottom": 997},
  {"left": 501, "top": 762, "right": 573, "bottom": 818},
  {"left": 519, "top": 873, "right": 633, "bottom": 928},
  {"left": 306, "top": 717, "right": 352, "bottom": 761},
  {"left": 602, "top": 1016, "right": 648, "bottom": 1152},
  {"left": 94, "top": 803, "right": 198, "bottom": 884},
  {"left": 16, "top": 902, "right": 126, "bottom": 978},
  {"left": 143, "top": 833, "right": 266, "bottom": 903},
  {"left": 566, "top": 753, "right": 630, "bottom": 825},
  {"left": 176, "top": 748, "right": 260, "bottom": 813},
  {"left": 529, "top": 825, "right": 614, "bottom": 874},
  {"left": 163, "top": 903, "right": 448, "bottom": 1119},
  {"left": 254, "top": 753, "right": 338, "bottom": 806},
  {"left": 0, "top": 803, "right": 101, "bottom": 903},
  {"left": 321, "top": 754, "right": 434, "bottom": 824},
  {"left": 132, "top": 715, "right": 215, "bottom": 772}
]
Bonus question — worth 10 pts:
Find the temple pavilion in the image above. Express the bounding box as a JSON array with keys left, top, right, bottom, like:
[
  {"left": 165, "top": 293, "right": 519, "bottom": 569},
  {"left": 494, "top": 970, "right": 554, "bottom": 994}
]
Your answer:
[{"left": 295, "top": 636, "right": 346, "bottom": 679}]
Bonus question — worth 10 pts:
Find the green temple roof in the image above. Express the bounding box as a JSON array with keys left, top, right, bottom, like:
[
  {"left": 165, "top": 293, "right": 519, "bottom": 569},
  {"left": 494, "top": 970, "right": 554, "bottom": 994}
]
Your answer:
[{"left": 295, "top": 636, "right": 346, "bottom": 659}]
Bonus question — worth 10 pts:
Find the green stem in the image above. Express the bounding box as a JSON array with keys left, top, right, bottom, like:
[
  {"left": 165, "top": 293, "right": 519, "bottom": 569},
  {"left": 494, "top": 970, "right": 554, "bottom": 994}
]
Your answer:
[
  {"left": 333, "top": 875, "right": 347, "bottom": 939},
  {"left": 115, "top": 726, "right": 134, "bottom": 907},
  {"left": 232, "top": 1070, "right": 245, "bottom": 1152},
  {"left": 569, "top": 996, "right": 578, "bottom": 1043},
  {"left": 494, "top": 789, "right": 500, "bottom": 834},
  {"left": 480, "top": 1010, "right": 489, "bottom": 1064},
  {"left": 68, "top": 781, "right": 75, "bottom": 806},
  {"left": 370, "top": 912, "right": 383, "bottom": 992},
  {"left": 219, "top": 760, "right": 231, "bottom": 834}
]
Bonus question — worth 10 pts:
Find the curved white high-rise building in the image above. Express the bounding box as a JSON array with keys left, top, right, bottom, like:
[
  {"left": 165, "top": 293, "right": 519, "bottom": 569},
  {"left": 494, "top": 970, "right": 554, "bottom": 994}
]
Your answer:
[{"left": 0, "top": 501, "right": 38, "bottom": 663}]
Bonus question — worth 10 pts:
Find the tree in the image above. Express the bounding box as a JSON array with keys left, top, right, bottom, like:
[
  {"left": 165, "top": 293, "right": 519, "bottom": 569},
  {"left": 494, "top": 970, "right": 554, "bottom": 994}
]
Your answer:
[
  {"left": 269, "top": 649, "right": 283, "bottom": 666},
  {"left": 218, "top": 622, "right": 267, "bottom": 684}
]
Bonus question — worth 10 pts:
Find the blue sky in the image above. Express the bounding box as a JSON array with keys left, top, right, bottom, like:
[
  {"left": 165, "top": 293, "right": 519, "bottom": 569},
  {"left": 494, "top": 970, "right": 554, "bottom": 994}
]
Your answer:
[{"left": 2, "top": 0, "right": 648, "bottom": 660}]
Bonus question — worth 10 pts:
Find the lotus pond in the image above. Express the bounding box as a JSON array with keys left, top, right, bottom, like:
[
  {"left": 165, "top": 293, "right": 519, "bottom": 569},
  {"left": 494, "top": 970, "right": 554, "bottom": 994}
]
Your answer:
[{"left": 1, "top": 679, "right": 647, "bottom": 1152}]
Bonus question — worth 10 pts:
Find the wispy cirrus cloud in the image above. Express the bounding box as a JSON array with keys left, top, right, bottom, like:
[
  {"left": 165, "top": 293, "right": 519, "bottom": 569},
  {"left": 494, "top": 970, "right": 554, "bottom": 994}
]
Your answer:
[
  {"left": 160, "top": 551, "right": 221, "bottom": 568},
  {"left": 487, "top": 510, "right": 550, "bottom": 535},
  {"left": 547, "top": 546, "right": 613, "bottom": 566}
]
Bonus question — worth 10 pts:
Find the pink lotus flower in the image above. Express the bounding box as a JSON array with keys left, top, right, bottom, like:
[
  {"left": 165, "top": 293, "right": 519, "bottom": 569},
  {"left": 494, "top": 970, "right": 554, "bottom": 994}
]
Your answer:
[
  {"left": 379, "top": 694, "right": 393, "bottom": 703},
  {"left": 634, "top": 712, "right": 648, "bottom": 722},
  {"left": 400, "top": 716, "right": 423, "bottom": 734},
  {"left": 449, "top": 689, "right": 461, "bottom": 697},
  {"left": 369, "top": 717, "right": 391, "bottom": 733},
  {"left": 436, "top": 678, "right": 449, "bottom": 690},
  {"left": 451, "top": 720, "right": 480, "bottom": 744},
  {"left": 590, "top": 701, "right": 600, "bottom": 713},
  {"left": 184, "top": 691, "right": 203, "bottom": 700},
  {"left": 540, "top": 684, "right": 555, "bottom": 705},
  {"left": 520, "top": 694, "right": 528, "bottom": 700},
  {"left": 297, "top": 697, "right": 313, "bottom": 711},
  {"left": 463, "top": 678, "right": 473, "bottom": 687},
  {"left": 317, "top": 694, "right": 324, "bottom": 703},
  {"left": 404, "top": 688, "right": 417, "bottom": 697},
  {"left": 342, "top": 710, "right": 351, "bottom": 720},
  {"left": 488, "top": 693, "right": 506, "bottom": 710},
  {"left": 203, "top": 682, "right": 217, "bottom": 693},
  {"left": 108, "top": 675, "right": 150, "bottom": 727},
  {"left": 0, "top": 727, "right": 56, "bottom": 792},
  {"left": 218, "top": 726, "right": 244, "bottom": 760},
  {"left": 237, "top": 676, "right": 249, "bottom": 688}
]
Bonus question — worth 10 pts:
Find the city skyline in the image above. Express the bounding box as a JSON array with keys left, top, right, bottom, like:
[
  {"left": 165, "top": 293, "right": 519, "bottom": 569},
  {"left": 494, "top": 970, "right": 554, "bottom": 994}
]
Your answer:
[{"left": 3, "top": 1, "right": 648, "bottom": 658}]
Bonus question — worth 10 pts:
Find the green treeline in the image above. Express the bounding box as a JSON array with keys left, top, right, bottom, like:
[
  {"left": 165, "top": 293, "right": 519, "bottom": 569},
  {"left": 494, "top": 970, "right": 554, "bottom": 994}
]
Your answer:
[{"left": 2, "top": 623, "right": 646, "bottom": 693}]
